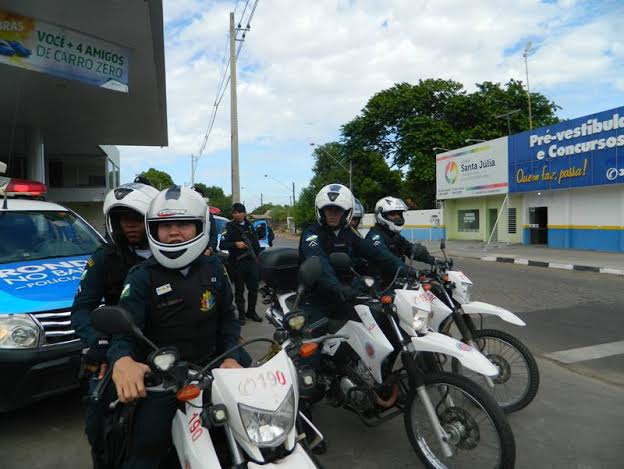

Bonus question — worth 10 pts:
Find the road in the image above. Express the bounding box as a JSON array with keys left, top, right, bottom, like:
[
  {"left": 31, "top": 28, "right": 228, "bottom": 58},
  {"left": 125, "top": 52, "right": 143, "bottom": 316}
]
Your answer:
[{"left": 1, "top": 238, "right": 623, "bottom": 468}]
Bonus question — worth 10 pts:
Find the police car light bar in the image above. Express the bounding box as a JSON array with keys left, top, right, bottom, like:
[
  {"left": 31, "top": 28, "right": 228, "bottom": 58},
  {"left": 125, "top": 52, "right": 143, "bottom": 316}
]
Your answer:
[{"left": 0, "top": 177, "right": 47, "bottom": 198}]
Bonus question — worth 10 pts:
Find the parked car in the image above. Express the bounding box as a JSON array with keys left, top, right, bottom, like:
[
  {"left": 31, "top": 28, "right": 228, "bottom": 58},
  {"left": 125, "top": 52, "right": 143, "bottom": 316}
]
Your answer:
[{"left": 0, "top": 176, "right": 105, "bottom": 411}]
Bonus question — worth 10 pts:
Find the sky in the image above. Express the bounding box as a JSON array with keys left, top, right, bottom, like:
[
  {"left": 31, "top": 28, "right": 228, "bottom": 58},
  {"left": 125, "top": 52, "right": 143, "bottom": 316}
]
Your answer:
[{"left": 118, "top": 0, "right": 624, "bottom": 211}]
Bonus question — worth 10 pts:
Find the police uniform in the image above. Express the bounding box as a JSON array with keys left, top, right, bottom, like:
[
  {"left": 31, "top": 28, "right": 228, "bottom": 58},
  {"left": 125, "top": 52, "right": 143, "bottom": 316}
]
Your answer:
[
  {"left": 71, "top": 243, "right": 150, "bottom": 463},
  {"left": 219, "top": 219, "right": 262, "bottom": 320},
  {"left": 106, "top": 254, "right": 240, "bottom": 469},
  {"left": 298, "top": 223, "right": 406, "bottom": 319},
  {"left": 366, "top": 224, "right": 433, "bottom": 262},
  {"left": 207, "top": 213, "right": 218, "bottom": 253}
]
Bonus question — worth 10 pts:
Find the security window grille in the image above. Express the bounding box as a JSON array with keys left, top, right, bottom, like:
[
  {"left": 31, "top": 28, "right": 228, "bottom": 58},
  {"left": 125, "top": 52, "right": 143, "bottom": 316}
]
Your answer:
[
  {"left": 458, "top": 209, "right": 479, "bottom": 232},
  {"left": 507, "top": 207, "right": 517, "bottom": 234}
]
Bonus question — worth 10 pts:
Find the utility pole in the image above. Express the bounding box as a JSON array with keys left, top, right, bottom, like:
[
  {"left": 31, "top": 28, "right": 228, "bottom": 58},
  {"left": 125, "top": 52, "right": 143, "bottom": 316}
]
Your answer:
[
  {"left": 229, "top": 12, "right": 240, "bottom": 203},
  {"left": 190, "top": 153, "right": 197, "bottom": 187},
  {"left": 292, "top": 182, "right": 296, "bottom": 206},
  {"left": 523, "top": 42, "right": 533, "bottom": 130},
  {"left": 260, "top": 193, "right": 263, "bottom": 205}
]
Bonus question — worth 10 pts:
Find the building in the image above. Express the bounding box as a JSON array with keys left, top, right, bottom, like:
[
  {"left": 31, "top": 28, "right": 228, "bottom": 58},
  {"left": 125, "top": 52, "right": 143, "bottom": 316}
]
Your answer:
[
  {"left": 0, "top": 0, "right": 167, "bottom": 229},
  {"left": 437, "top": 106, "right": 624, "bottom": 253}
]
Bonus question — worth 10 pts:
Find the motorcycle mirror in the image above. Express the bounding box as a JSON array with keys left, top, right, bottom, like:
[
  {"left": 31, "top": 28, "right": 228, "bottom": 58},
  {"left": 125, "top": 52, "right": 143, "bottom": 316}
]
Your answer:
[
  {"left": 329, "top": 252, "right": 352, "bottom": 271},
  {"left": 440, "top": 239, "right": 446, "bottom": 250},
  {"left": 90, "top": 306, "right": 136, "bottom": 335},
  {"left": 298, "top": 256, "right": 322, "bottom": 290},
  {"left": 90, "top": 306, "right": 159, "bottom": 351}
]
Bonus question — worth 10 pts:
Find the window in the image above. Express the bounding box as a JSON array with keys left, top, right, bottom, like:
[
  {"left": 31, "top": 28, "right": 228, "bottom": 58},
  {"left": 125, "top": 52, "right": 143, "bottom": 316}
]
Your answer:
[
  {"left": 507, "top": 207, "right": 517, "bottom": 234},
  {"left": 0, "top": 211, "right": 103, "bottom": 263},
  {"left": 458, "top": 209, "right": 480, "bottom": 232}
]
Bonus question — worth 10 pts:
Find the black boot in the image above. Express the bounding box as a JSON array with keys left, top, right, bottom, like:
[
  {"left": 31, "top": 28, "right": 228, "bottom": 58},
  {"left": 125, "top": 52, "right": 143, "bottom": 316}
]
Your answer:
[{"left": 246, "top": 310, "right": 263, "bottom": 322}]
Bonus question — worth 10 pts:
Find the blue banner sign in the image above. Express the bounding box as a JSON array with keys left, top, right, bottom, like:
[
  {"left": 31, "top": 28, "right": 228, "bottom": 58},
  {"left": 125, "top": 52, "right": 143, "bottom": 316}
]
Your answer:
[{"left": 509, "top": 106, "right": 624, "bottom": 192}]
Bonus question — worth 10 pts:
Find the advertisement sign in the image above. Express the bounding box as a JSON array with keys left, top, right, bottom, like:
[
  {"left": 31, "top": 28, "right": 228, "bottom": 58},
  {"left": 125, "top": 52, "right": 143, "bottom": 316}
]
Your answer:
[
  {"left": 436, "top": 137, "right": 509, "bottom": 200},
  {"left": 509, "top": 106, "right": 624, "bottom": 192},
  {"left": 0, "top": 255, "right": 88, "bottom": 314},
  {"left": 0, "top": 9, "right": 129, "bottom": 92}
]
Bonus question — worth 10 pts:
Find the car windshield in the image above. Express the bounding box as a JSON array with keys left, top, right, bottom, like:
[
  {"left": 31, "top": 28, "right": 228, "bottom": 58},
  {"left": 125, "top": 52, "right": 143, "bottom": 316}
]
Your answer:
[
  {"left": 0, "top": 210, "right": 103, "bottom": 263},
  {"left": 214, "top": 217, "right": 228, "bottom": 234}
]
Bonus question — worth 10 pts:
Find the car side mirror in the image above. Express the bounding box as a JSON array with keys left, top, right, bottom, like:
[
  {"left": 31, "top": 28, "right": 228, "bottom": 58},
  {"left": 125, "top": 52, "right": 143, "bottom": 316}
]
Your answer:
[
  {"left": 90, "top": 306, "right": 136, "bottom": 335},
  {"left": 329, "top": 252, "right": 352, "bottom": 271}
]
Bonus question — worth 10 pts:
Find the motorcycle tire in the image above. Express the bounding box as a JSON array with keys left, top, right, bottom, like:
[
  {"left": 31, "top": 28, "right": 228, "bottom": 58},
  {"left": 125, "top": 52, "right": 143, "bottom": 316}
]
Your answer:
[
  {"left": 453, "top": 329, "right": 540, "bottom": 414},
  {"left": 404, "top": 371, "right": 515, "bottom": 469}
]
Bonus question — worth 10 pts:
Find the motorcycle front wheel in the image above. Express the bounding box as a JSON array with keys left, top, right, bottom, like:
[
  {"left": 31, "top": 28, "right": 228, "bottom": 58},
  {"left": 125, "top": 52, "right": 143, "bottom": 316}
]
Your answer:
[
  {"left": 452, "top": 329, "right": 540, "bottom": 414},
  {"left": 404, "top": 372, "right": 515, "bottom": 469}
]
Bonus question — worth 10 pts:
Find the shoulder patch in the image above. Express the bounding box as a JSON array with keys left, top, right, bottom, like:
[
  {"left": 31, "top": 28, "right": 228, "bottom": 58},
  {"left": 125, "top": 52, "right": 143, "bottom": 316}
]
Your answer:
[
  {"left": 87, "top": 258, "right": 95, "bottom": 268},
  {"left": 120, "top": 283, "right": 131, "bottom": 299},
  {"left": 372, "top": 234, "right": 381, "bottom": 240},
  {"left": 305, "top": 234, "right": 318, "bottom": 242}
]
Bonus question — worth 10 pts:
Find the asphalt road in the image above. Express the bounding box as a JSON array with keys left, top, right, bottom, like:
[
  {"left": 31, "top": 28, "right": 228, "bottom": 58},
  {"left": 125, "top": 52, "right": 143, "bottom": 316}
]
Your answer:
[{"left": 1, "top": 239, "right": 623, "bottom": 468}]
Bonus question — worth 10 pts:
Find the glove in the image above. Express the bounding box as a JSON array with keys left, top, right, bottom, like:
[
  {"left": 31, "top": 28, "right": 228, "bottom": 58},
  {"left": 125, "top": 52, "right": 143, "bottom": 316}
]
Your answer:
[
  {"left": 411, "top": 244, "right": 434, "bottom": 264},
  {"left": 334, "top": 284, "right": 358, "bottom": 303},
  {"left": 85, "top": 338, "right": 110, "bottom": 364}
]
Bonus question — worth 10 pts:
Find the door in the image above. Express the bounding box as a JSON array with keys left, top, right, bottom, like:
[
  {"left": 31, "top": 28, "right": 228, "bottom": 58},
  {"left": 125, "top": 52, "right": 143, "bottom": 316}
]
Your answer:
[
  {"left": 529, "top": 207, "right": 548, "bottom": 244},
  {"left": 488, "top": 208, "right": 498, "bottom": 243}
]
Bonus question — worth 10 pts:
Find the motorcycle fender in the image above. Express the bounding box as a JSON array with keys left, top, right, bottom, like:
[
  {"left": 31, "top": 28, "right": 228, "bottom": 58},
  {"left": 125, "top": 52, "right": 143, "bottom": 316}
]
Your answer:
[
  {"left": 171, "top": 406, "right": 222, "bottom": 468},
  {"left": 411, "top": 332, "right": 499, "bottom": 377},
  {"left": 461, "top": 301, "right": 526, "bottom": 326},
  {"left": 247, "top": 442, "right": 319, "bottom": 468}
]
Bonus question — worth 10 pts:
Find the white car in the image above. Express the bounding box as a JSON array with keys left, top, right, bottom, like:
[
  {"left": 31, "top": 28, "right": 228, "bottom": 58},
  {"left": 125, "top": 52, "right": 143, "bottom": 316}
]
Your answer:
[{"left": 0, "top": 181, "right": 105, "bottom": 411}]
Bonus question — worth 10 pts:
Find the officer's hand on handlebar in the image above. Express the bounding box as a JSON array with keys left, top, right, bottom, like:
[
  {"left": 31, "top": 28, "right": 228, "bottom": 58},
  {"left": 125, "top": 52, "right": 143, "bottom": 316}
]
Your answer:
[
  {"left": 112, "top": 356, "right": 151, "bottom": 403},
  {"left": 335, "top": 284, "right": 358, "bottom": 303},
  {"left": 235, "top": 241, "right": 248, "bottom": 249},
  {"left": 220, "top": 358, "right": 242, "bottom": 369}
]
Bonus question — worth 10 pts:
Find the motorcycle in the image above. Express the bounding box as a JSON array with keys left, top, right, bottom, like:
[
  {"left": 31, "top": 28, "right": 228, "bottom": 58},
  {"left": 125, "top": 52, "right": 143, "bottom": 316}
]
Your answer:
[
  {"left": 260, "top": 247, "right": 516, "bottom": 469},
  {"left": 89, "top": 257, "right": 329, "bottom": 468},
  {"left": 417, "top": 240, "right": 540, "bottom": 414}
]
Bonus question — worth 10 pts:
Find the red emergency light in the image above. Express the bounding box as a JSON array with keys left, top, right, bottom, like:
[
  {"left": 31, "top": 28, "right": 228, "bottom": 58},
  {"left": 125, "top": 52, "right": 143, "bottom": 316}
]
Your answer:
[
  {"left": 2, "top": 178, "right": 47, "bottom": 198},
  {"left": 209, "top": 206, "right": 221, "bottom": 215}
]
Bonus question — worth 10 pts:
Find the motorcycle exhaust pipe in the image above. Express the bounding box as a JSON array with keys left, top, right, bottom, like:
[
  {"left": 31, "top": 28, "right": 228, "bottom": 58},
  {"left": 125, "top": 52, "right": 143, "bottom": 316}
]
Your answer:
[{"left": 374, "top": 383, "right": 399, "bottom": 409}]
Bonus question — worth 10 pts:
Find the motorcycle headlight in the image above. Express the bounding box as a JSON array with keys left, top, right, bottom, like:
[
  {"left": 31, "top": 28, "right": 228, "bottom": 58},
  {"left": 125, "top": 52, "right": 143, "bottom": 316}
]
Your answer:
[
  {"left": 0, "top": 315, "right": 41, "bottom": 349},
  {"left": 461, "top": 282, "right": 473, "bottom": 303},
  {"left": 412, "top": 308, "right": 431, "bottom": 332},
  {"left": 238, "top": 387, "right": 295, "bottom": 447}
]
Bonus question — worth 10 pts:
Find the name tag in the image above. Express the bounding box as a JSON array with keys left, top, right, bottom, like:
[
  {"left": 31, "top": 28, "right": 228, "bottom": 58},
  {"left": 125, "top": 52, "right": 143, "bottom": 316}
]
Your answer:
[{"left": 156, "top": 283, "right": 173, "bottom": 296}]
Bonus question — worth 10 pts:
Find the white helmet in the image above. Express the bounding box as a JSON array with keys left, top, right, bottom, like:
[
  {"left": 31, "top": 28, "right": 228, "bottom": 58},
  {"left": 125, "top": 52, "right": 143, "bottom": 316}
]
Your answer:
[
  {"left": 315, "top": 183, "right": 354, "bottom": 227},
  {"left": 352, "top": 198, "right": 364, "bottom": 219},
  {"left": 103, "top": 182, "right": 159, "bottom": 243},
  {"left": 146, "top": 186, "right": 210, "bottom": 269},
  {"left": 375, "top": 196, "right": 408, "bottom": 233}
]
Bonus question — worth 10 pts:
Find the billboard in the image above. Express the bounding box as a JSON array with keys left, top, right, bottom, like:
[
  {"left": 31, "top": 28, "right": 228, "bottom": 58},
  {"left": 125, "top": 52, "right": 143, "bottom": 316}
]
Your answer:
[
  {"left": 0, "top": 9, "right": 129, "bottom": 92},
  {"left": 436, "top": 137, "right": 509, "bottom": 200},
  {"left": 509, "top": 106, "right": 624, "bottom": 192}
]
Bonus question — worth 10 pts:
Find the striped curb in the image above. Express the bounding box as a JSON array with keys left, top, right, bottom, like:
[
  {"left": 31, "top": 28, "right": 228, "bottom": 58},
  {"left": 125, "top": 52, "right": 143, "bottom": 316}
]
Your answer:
[{"left": 477, "top": 256, "right": 624, "bottom": 276}]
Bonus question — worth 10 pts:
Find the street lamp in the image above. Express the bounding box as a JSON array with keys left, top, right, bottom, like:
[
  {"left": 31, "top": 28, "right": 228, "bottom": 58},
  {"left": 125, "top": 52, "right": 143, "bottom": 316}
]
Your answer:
[
  {"left": 264, "top": 174, "right": 296, "bottom": 206},
  {"left": 309, "top": 142, "right": 352, "bottom": 191},
  {"left": 465, "top": 139, "right": 485, "bottom": 144},
  {"left": 523, "top": 41, "right": 534, "bottom": 130}
]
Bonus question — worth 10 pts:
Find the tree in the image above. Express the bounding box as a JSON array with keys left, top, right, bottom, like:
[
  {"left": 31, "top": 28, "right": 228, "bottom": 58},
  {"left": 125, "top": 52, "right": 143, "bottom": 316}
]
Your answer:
[
  {"left": 192, "top": 183, "right": 232, "bottom": 214},
  {"left": 293, "top": 142, "right": 402, "bottom": 227},
  {"left": 342, "top": 79, "right": 560, "bottom": 208},
  {"left": 137, "top": 168, "right": 174, "bottom": 190}
]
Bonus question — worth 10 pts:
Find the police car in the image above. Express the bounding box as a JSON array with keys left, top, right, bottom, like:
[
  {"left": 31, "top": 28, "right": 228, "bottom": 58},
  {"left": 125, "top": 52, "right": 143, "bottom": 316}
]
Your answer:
[{"left": 0, "top": 171, "right": 105, "bottom": 411}]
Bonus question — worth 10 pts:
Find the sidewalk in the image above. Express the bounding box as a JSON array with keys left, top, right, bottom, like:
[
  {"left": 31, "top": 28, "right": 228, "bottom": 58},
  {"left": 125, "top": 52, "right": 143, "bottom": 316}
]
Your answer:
[{"left": 422, "top": 239, "right": 624, "bottom": 275}]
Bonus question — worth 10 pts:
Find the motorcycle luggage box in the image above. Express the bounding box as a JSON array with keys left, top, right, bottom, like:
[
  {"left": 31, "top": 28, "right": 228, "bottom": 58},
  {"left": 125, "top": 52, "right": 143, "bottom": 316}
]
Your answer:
[{"left": 259, "top": 247, "right": 299, "bottom": 291}]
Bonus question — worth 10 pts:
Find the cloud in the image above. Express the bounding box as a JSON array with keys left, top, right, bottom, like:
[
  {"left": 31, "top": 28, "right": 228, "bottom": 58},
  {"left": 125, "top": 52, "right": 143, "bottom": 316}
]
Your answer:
[{"left": 119, "top": 0, "right": 624, "bottom": 209}]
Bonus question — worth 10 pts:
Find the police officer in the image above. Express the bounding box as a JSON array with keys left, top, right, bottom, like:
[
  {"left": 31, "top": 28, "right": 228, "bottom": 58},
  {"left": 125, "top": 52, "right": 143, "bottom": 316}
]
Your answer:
[
  {"left": 220, "top": 203, "right": 262, "bottom": 324},
  {"left": 106, "top": 186, "right": 241, "bottom": 469},
  {"left": 71, "top": 181, "right": 159, "bottom": 467},
  {"left": 299, "top": 184, "right": 413, "bottom": 322},
  {"left": 349, "top": 197, "right": 364, "bottom": 231},
  {"left": 365, "top": 196, "right": 435, "bottom": 266}
]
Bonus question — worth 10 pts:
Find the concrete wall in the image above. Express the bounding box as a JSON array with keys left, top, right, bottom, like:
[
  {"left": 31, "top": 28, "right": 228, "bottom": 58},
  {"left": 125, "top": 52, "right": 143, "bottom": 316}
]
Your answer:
[
  {"left": 521, "top": 185, "right": 624, "bottom": 252},
  {"left": 63, "top": 202, "right": 106, "bottom": 235},
  {"left": 360, "top": 209, "right": 446, "bottom": 241},
  {"left": 444, "top": 195, "right": 524, "bottom": 244}
]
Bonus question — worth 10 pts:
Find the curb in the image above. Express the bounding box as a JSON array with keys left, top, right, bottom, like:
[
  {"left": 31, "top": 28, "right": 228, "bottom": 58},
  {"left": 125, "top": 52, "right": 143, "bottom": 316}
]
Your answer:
[{"left": 477, "top": 255, "right": 624, "bottom": 276}]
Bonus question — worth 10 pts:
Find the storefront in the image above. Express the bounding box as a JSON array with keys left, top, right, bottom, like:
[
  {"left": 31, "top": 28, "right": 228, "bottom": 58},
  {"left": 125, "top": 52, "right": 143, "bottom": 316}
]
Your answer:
[
  {"left": 0, "top": 1, "right": 167, "bottom": 229},
  {"left": 438, "top": 106, "right": 624, "bottom": 252}
]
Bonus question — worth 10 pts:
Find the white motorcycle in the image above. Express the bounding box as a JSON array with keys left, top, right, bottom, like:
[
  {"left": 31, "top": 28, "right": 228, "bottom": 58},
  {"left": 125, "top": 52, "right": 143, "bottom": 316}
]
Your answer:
[
  {"left": 417, "top": 240, "right": 540, "bottom": 414},
  {"left": 89, "top": 259, "right": 327, "bottom": 469},
  {"left": 260, "top": 248, "right": 516, "bottom": 469}
]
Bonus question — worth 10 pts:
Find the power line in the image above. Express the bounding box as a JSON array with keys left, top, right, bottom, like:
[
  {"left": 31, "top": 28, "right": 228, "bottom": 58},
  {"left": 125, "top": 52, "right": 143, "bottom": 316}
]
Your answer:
[{"left": 194, "top": 0, "right": 260, "bottom": 166}]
